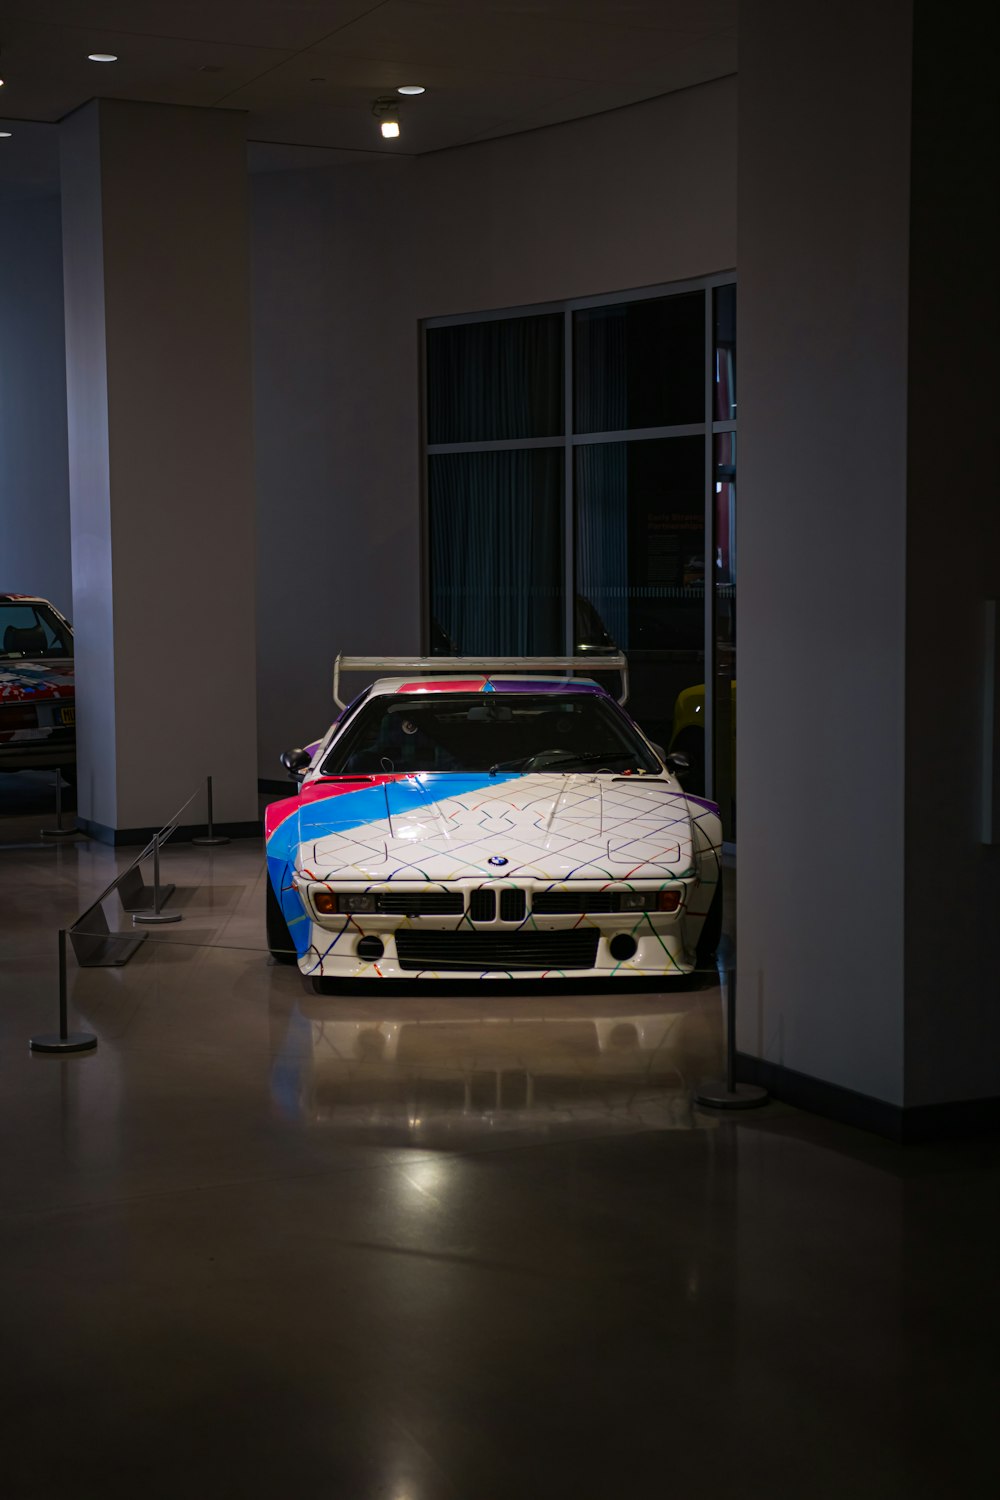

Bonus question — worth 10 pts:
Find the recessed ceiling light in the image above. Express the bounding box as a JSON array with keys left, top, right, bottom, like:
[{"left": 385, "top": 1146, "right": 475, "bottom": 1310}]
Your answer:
[
  {"left": 0, "top": 79, "right": 5, "bottom": 88},
  {"left": 88, "top": 53, "right": 118, "bottom": 63},
  {"left": 0, "top": 131, "right": 12, "bottom": 139},
  {"left": 397, "top": 85, "right": 425, "bottom": 95}
]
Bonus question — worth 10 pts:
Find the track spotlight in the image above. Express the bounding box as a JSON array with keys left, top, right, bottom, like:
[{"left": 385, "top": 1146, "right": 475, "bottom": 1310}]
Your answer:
[{"left": 372, "top": 96, "right": 400, "bottom": 140}]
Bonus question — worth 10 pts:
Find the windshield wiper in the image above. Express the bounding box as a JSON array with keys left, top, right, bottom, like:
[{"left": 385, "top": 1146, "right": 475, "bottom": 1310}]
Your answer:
[
  {"left": 489, "top": 750, "right": 640, "bottom": 776},
  {"left": 551, "top": 751, "right": 642, "bottom": 770}
]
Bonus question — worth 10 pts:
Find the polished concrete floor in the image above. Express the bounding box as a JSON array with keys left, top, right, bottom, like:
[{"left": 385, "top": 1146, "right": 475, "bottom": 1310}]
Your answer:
[{"left": 2, "top": 772, "right": 999, "bottom": 1498}]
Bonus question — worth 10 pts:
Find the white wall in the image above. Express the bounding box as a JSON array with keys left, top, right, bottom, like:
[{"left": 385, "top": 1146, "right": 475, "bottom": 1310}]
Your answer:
[
  {"left": 736, "top": 1, "right": 913, "bottom": 1104},
  {"left": 251, "top": 79, "right": 737, "bottom": 772},
  {"left": 0, "top": 195, "right": 71, "bottom": 612}
]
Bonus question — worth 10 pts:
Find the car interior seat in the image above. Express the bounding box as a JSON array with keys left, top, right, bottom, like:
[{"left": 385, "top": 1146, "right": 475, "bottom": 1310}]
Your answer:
[{"left": 3, "top": 625, "right": 48, "bottom": 655}]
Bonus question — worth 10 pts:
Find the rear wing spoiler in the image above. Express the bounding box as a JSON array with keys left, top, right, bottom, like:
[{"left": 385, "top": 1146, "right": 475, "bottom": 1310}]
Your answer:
[{"left": 333, "top": 653, "right": 629, "bottom": 710}]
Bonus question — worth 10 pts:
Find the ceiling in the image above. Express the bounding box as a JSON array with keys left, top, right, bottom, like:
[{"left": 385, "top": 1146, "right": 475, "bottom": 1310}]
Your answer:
[{"left": 0, "top": 1, "right": 736, "bottom": 192}]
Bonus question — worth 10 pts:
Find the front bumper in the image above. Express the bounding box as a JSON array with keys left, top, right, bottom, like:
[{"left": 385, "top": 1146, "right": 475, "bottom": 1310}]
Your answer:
[
  {"left": 293, "top": 879, "right": 706, "bottom": 980},
  {"left": 0, "top": 732, "right": 76, "bottom": 772}
]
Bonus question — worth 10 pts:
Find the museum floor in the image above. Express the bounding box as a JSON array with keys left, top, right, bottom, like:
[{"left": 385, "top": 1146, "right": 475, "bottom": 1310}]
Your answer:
[{"left": 2, "top": 772, "right": 998, "bottom": 1499}]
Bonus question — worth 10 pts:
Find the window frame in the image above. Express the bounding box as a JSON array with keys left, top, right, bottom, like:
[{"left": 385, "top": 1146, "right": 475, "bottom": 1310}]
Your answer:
[{"left": 421, "top": 271, "right": 737, "bottom": 800}]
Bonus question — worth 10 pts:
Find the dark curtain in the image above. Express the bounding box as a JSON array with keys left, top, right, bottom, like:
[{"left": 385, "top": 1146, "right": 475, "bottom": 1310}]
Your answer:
[
  {"left": 574, "top": 443, "right": 629, "bottom": 648},
  {"left": 426, "top": 314, "right": 563, "bottom": 443},
  {"left": 573, "top": 306, "right": 627, "bottom": 434},
  {"left": 429, "top": 449, "right": 563, "bottom": 654}
]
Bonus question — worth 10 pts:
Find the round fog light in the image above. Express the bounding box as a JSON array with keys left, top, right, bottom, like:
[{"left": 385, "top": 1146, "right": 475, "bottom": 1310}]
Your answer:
[
  {"left": 609, "top": 933, "right": 637, "bottom": 961},
  {"left": 356, "top": 936, "right": 385, "bottom": 960}
]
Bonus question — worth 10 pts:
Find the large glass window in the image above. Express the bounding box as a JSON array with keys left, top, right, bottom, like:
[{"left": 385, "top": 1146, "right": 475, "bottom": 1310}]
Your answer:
[
  {"left": 426, "top": 314, "right": 563, "bottom": 443},
  {"left": 573, "top": 292, "right": 705, "bottom": 433},
  {"left": 424, "top": 277, "right": 737, "bottom": 834},
  {"left": 576, "top": 437, "right": 704, "bottom": 749},
  {"left": 428, "top": 449, "right": 564, "bottom": 656}
]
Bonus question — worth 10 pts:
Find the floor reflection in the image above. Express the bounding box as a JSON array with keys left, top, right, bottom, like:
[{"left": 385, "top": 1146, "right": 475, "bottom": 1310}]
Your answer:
[{"left": 270, "top": 985, "right": 723, "bottom": 1144}]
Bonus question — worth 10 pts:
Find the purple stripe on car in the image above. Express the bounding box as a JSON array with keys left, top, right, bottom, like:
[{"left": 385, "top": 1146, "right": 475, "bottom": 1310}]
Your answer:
[{"left": 487, "top": 678, "right": 605, "bottom": 694}]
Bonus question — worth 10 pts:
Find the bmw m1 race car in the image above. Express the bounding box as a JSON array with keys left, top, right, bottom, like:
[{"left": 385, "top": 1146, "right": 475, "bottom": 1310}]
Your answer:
[{"left": 264, "top": 656, "right": 723, "bottom": 983}]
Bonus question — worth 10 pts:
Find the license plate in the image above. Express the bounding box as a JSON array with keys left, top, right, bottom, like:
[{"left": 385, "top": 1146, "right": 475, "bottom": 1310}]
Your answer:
[{"left": 59, "top": 705, "right": 76, "bottom": 726}]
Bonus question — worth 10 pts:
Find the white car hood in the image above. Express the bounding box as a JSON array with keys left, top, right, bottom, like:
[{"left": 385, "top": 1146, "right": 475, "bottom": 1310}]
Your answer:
[{"left": 294, "top": 773, "right": 697, "bottom": 883}]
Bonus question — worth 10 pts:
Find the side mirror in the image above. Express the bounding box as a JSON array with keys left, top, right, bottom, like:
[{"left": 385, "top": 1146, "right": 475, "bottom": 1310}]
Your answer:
[
  {"left": 665, "top": 751, "right": 691, "bottom": 780},
  {"left": 649, "top": 741, "right": 667, "bottom": 761},
  {"left": 280, "top": 747, "right": 312, "bottom": 781}
]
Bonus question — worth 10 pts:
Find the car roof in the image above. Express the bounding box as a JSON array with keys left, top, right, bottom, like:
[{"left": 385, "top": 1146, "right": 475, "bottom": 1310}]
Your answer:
[
  {"left": 0, "top": 593, "right": 47, "bottom": 602},
  {"left": 366, "top": 673, "right": 610, "bottom": 698}
]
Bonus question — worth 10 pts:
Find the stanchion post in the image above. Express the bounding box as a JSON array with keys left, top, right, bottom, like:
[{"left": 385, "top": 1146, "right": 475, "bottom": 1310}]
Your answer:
[
  {"left": 40, "top": 770, "right": 80, "bottom": 840},
  {"left": 133, "top": 830, "right": 182, "bottom": 924},
  {"left": 693, "top": 965, "right": 768, "bottom": 1110},
  {"left": 725, "top": 966, "right": 737, "bottom": 1094},
  {"left": 191, "top": 774, "right": 230, "bottom": 847},
  {"left": 29, "top": 929, "right": 98, "bottom": 1054},
  {"left": 153, "top": 834, "right": 162, "bottom": 915}
]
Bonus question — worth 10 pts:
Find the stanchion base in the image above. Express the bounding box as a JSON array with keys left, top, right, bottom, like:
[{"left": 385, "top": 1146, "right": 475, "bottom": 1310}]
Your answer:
[
  {"left": 694, "top": 1079, "right": 769, "bottom": 1110},
  {"left": 191, "top": 835, "right": 230, "bottom": 846},
  {"left": 132, "top": 909, "right": 183, "bottom": 924},
  {"left": 30, "top": 1032, "right": 97, "bottom": 1054},
  {"left": 40, "top": 827, "right": 82, "bottom": 840}
]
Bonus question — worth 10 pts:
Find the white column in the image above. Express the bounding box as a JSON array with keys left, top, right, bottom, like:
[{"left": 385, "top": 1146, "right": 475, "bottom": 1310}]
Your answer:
[
  {"left": 61, "top": 101, "right": 257, "bottom": 839},
  {"left": 737, "top": 0, "right": 1000, "bottom": 1126},
  {"left": 736, "top": 1, "right": 913, "bottom": 1107}
]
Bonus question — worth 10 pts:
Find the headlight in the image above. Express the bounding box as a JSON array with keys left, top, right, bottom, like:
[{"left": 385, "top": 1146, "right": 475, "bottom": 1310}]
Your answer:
[
  {"left": 617, "top": 891, "right": 682, "bottom": 913},
  {"left": 311, "top": 891, "right": 378, "bottom": 915},
  {"left": 336, "top": 893, "right": 377, "bottom": 914},
  {"left": 618, "top": 891, "right": 655, "bottom": 911}
]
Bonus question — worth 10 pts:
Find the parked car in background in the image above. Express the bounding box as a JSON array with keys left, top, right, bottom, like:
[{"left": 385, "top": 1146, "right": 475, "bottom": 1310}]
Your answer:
[
  {"left": 0, "top": 595, "right": 75, "bottom": 776},
  {"left": 668, "top": 679, "right": 736, "bottom": 800}
]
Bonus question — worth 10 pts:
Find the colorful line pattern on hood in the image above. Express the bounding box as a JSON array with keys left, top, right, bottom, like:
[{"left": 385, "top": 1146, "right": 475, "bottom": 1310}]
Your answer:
[
  {"left": 264, "top": 770, "right": 720, "bottom": 964},
  {"left": 0, "top": 662, "right": 75, "bottom": 704}
]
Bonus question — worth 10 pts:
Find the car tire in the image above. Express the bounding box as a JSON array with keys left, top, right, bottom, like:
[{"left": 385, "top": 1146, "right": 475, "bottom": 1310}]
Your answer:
[
  {"left": 695, "top": 877, "right": 723, "bottom": 966},
  {"left": 266, "top": 877, "right": 297, "bottom": 964}
]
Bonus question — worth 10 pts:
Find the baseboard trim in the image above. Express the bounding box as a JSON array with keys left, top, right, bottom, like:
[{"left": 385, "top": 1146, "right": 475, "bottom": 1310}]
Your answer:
[
  {"left": 736, "top": 1052, "right": 1000, "bottom": 1143},
  {"left": 77, "top": 818, "right": 262, "bottom": 847}
]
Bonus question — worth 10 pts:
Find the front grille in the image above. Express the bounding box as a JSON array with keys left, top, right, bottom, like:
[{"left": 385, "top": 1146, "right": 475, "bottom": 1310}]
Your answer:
[
  {"left": 533, "top": 891, "right": 620, "bottom": 915},
  {"left": 499, "top": 889, "right": 526, "bottom": 922},
  {"left": 375, "top": 892, "right": 464, "bottom": 916},
  {"left": 395, "top": 929, "right": 600, "bottom": 972},
  {"left": 469, "top": 889, "right": 496, "bottom": 922}
]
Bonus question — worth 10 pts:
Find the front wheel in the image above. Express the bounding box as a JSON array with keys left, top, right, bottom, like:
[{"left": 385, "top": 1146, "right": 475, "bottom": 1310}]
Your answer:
[{"left": 266, "top": 878, "right": 298, "bottom": 964}]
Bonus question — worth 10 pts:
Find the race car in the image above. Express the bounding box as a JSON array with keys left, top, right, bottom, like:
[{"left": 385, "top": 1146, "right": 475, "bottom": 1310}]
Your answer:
[
  {"left": 0, "top": 594, "right": 76, "bottom": 775},
  {"left": 264, "top": 656, "right": 723, "bottom": 983}
]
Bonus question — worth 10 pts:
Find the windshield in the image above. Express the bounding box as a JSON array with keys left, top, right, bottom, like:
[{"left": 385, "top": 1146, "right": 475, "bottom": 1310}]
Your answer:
[
  {"left": 0, "top": 602, "right": 73, "bottom": 660},
  {"left": 321, "top": 692, "right": 661, "bottom": 777}
]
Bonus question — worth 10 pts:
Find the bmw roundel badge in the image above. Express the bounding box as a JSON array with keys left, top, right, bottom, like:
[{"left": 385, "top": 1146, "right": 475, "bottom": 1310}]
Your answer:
[{"left": 488, "top": 855, "right": 509, "bottom": 867}]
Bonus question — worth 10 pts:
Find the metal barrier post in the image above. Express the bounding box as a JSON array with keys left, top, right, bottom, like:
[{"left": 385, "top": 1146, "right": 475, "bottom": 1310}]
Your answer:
[
  {"left": 133, "top": 831, "right": 182, "bottom": 924},
  {"left": 40, "top": 771, "right": 81, "bottom": 841},
  {"left": 30, "top": 930, "right": 98, "bottom": 1054},
  {"left": 191, "top": 775, "right": 230, "bottom": 847},
  {"left": 693, "top": 967, "right": 768, "bottom": 1110}
]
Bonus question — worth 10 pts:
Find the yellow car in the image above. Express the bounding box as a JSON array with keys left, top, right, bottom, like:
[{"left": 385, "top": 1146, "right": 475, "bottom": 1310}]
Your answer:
[{"left": 668, "top": 681, "right": 736, "bottom": 801}]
